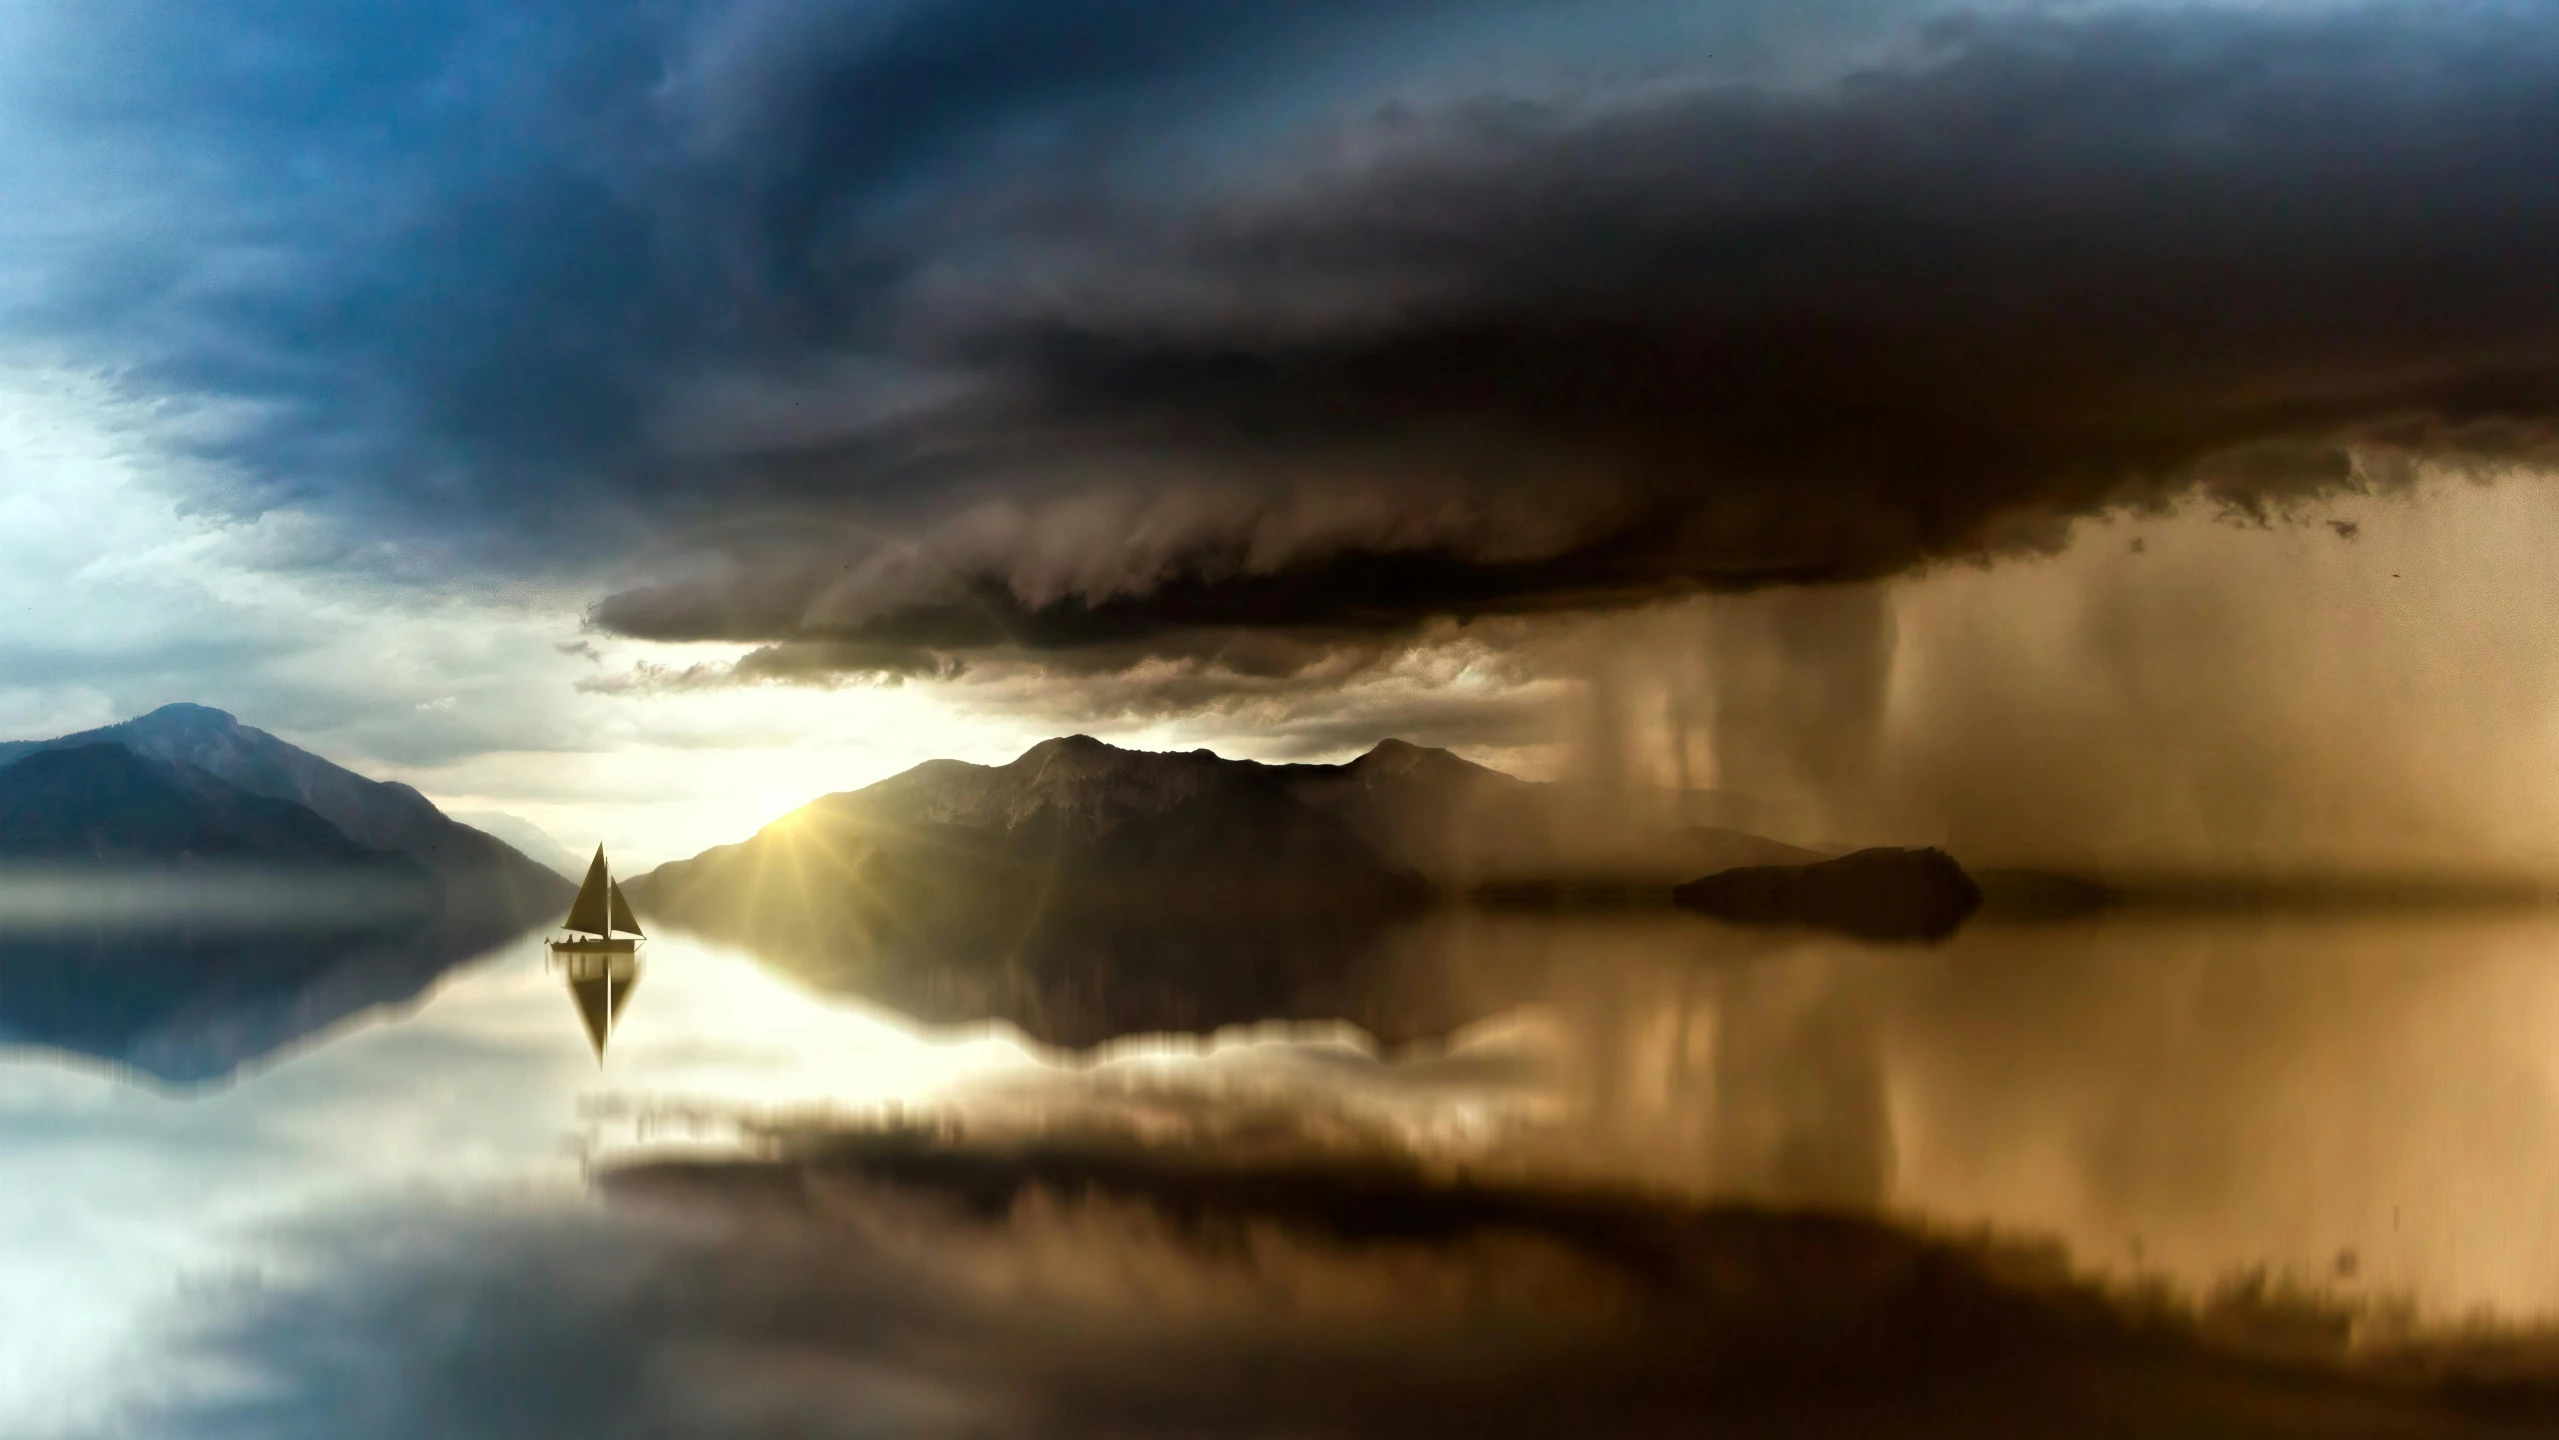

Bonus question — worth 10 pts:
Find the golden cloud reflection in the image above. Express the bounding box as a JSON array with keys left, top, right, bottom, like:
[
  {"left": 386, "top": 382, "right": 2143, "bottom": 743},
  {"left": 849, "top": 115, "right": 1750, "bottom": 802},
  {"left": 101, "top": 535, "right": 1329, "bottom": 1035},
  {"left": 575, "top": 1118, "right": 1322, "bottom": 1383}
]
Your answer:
[{"left": 585, "top": 909, "right": 2559, "bottom": 1326}]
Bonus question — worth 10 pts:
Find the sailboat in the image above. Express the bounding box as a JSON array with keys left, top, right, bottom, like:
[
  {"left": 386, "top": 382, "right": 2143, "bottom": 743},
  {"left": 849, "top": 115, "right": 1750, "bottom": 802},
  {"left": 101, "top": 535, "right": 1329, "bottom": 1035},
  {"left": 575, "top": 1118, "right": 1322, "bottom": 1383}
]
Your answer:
[{"left": 551, "top": 846, "right": 645, "bottom": 1058}]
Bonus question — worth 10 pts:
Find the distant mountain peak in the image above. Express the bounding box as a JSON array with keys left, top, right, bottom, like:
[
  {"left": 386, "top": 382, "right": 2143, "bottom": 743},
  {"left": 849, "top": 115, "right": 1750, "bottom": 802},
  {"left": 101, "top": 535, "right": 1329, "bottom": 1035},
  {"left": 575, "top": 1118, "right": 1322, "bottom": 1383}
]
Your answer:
[
  {"left": 1011, "top": 734, "right": 1226, "bottom": 769},
  {"left": 840, "top": 734, "right": 1267, "bottom": 838},
  {"left": 1016, "top": 734, "right": 1121, "bottom": 767},
  {"left": 1013, "top": 735, "right": 1494, "bottom": 784},
  {"left": 0, "top": 703, "right": 568, "bottom": 916},
  {"left": 111, "top": 703, "right": 250, "bottom": 746},
  {"left": 0, "top": 741, "right": 382, "bottom": 864},
  {"left": 1013, "top": 739, "right": 1296, "bottom": 806},
  {"left": 1028, "top": 733, "right": 1108, "bottom": 752},
  {"left": 1349, "top": 738, "right": 1505, "bottom": 783},
  {"left": 133, "top": 702, "right": 240, "bottom": 725}
]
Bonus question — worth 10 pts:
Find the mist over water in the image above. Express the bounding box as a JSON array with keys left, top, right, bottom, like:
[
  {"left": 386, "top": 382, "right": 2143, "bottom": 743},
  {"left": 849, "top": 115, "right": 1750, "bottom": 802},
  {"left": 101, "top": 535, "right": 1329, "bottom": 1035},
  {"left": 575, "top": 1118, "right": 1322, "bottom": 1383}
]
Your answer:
[{"left": 0, "top": 866, "right": 442, "bottom": 932}]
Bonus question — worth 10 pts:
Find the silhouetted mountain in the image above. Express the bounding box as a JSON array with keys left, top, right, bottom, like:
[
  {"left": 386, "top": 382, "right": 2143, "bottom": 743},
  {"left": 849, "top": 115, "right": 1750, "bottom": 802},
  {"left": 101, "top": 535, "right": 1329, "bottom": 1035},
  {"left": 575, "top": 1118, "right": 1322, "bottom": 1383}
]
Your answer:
[
  {"left": 0, "top": 704, "right": 568, "bottom": 920},
  {"left": 1675, "top": 847, "right": 1985, "bottom": 942},
  {"left": 632, "top": 736, "right": 1835, "bottom": 1046},
  {"left": 1271, "top": 738, "right": 1821, "bottom": 887},
  {"left": 451, "top": 809, "right": 585, "bottom": 879},
  {"left": 642, "top": 734, "right": 1427, "bottom": 921},
  {"left": 0, "top": 744, "right": 411, "bottom": 872},
  {"left": 0, "top": 709, "right": 573, "bottom": 1081},
  {"left": 632, "top": 736, "right": 1426, "bottom": 1045}
]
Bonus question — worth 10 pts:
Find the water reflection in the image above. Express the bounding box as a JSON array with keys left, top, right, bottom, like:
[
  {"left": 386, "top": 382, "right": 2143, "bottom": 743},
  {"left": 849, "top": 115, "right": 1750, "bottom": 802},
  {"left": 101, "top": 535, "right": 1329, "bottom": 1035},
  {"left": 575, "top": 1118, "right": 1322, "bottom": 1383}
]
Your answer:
[
  {"left": 556, "top": 948, "right": 641, "bottom": 1059},
  {"left": 1336, "top": 908, "right": 2559, "bottom": 1319},
  {"left": 0, "top": 933, "right": 1033, "bottom": 1436},
  {"left": 0, "top": 871, "right": 540, "bottom": 1086},
  {"left": 708, "top": 903, "right": 2559, "bottom": 1325},
  {"left": 146, "top": 1137, "right": 2539, "bottom": 1440},
  {"left": 12, "top": 904, "right": 2559, "bottom": 1433},
  {"left": 1888, "top": 913, "right": 2559, "bottom": 1317}
]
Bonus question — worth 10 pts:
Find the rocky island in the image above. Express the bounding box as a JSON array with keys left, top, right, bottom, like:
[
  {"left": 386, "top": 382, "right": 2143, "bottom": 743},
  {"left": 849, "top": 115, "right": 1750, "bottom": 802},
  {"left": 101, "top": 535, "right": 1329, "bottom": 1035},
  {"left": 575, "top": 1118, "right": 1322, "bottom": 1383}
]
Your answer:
[{"left": 1673, "top": 847, "right": 1984, "bottom": 942}]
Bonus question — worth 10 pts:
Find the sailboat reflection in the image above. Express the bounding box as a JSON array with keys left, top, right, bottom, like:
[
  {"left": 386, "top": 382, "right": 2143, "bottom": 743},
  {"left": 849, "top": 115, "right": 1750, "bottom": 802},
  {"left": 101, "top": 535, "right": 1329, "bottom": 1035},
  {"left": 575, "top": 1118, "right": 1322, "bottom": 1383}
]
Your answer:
[{"left": 550, "top": 846, "right": 645, "bottom": 1058}]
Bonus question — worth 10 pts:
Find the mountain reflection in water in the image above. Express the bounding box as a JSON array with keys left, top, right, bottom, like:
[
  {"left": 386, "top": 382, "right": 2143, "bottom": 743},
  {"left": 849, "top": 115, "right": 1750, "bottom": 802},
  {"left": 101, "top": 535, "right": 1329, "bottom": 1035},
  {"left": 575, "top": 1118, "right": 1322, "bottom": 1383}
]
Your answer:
[
  {"left": 0, "top": 867, "right": 546, "bottom": 1085},
  {"left": 12, "top": 906, "right": 2559, "bottom": 1434}
]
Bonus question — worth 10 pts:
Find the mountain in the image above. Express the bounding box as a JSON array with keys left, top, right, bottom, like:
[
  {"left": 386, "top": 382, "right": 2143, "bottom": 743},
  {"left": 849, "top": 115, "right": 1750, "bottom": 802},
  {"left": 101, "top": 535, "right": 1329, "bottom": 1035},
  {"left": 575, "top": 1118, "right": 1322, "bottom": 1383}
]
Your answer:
[
  {"left": 0, "top": 707, "right": 576, "bottom": 1083},
  {"left": 643, "top": 734, "right": 1427, "bottom": 921},
  {"left": 1270, "top": 738, "right": 1822, "bottom": 887},
  {"left": 0, "top": 744, "right": 406, "bottom": 868},
  {"left": 0, "top": 704, "right": 568, "bottom": 919},
  {"left": 631, "top": 735, "right": 1819, "bottom": 1046},
  {"left": 450, "top": 810, "right": 584, "bottom": 879},
  {"left": 632, "top": 736, "right": 1424, "bottom": 1045}
]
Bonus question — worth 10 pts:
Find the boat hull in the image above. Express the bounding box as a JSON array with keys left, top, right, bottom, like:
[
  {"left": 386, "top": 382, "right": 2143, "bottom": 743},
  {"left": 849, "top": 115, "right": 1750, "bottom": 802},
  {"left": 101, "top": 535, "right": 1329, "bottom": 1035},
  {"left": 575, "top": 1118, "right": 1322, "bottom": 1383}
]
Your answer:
[{"left": 551, "top": 937, "right": 640, "bottom": 955}]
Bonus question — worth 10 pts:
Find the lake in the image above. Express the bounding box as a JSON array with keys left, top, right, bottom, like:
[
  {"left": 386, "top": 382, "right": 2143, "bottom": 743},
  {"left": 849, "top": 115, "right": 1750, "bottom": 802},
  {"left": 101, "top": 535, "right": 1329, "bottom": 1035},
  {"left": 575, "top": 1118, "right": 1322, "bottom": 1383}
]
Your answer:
[{"left": 10, "top": 907, "right": 2559, "bottom": 1436}]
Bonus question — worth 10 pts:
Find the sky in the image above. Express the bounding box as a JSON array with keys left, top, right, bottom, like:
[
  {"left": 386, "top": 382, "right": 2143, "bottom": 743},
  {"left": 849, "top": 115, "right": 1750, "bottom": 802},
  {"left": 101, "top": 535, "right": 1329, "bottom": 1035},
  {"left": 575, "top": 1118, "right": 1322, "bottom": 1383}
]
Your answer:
[{"left": 2, "top": 0, "right": 2556, "bottom": 869}]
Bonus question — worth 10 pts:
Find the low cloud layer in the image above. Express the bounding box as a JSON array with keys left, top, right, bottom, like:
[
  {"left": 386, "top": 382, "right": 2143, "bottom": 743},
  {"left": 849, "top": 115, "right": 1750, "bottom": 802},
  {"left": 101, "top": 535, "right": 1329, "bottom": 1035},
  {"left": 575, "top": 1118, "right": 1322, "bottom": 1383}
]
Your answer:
[{"left": 615, "top": 0, "right": 2559, "bottom": 671}]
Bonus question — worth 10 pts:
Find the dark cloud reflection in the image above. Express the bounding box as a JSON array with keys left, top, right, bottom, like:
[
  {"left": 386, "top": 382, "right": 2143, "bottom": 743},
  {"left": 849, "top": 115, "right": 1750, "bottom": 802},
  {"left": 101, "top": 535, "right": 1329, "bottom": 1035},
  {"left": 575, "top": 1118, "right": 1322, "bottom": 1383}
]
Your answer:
[{"left": 122, "top": 1118, "right": 2559, "bottom": 1440}]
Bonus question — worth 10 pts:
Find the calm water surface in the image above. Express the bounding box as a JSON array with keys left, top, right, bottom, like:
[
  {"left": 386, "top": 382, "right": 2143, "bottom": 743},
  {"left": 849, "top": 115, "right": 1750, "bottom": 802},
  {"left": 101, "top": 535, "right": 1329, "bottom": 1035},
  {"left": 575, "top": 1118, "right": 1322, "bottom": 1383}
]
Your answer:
[{"left": 8, "top": 910, "right": 2559, "bottom": 1434}]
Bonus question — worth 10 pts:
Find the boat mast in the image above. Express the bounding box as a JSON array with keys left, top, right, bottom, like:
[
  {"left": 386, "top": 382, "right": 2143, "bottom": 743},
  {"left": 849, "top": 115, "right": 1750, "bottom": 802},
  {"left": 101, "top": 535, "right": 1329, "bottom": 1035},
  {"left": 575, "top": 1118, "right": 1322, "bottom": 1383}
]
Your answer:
[{"left": 603, "top": 850, "right": 615, "bottom": 1050}]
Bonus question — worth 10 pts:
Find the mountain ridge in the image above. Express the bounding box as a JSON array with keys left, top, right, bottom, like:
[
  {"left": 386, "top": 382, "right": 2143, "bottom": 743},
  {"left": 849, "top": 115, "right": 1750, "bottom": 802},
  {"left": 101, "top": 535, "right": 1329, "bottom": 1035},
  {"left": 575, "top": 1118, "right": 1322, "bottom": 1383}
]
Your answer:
[
  {"left": 0, "top": 744, "right": 411, "bottom": 870},
  {"left": 626, "top": 734, "right": 1820, "bottom": 1047},
  {"left": 633, "top": 733, "right": 1827, "bottom": 905},
  {"left": 636, "top": 732, "right": 1423, "bottom": 923},
  {"left": 0, "top": 703, "right": 569, "bottom": 917},
  {"left": 0, "top": 897, "right": 541, "bottom": 1086},
  {"left": 0, "top": 705, "right": 576, "bottom": 1084}
]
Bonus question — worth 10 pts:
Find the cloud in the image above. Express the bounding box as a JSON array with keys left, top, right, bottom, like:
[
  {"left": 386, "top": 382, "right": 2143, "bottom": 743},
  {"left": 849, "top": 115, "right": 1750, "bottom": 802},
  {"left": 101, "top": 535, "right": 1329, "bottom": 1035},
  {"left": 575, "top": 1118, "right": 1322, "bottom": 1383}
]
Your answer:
[
  {"left": 575, "top": 640, "right": 966, "bottom": 695},
  {"left": 671, "top": 0, "right": 2559, "bottom": 668},
  {"left": 0, "top": 0, "right": 1492, "bottom": 553},
  {"left": 0, "top": 366, "right": 602, "bottom": 766},
  {"left": 10, "top": 0, "right": 2559, "bottom": 694}
]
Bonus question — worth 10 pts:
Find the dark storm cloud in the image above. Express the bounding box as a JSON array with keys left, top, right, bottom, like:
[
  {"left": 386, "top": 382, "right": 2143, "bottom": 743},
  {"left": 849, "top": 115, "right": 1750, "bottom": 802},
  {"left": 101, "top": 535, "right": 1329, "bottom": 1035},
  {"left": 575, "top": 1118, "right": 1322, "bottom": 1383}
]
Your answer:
[
  {"left": 6, "top": 0, "right": 1482, "bottom": 546},
  {"left": 598, "top": 0, "right": 2559, "bottom": 670},
  {"left": 114, "top": 1123, "right": 2559, "bottom": 1439},
  {"left": 18, "top": 1, "right": 2559, "bottom": 676}
]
